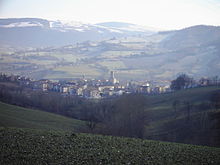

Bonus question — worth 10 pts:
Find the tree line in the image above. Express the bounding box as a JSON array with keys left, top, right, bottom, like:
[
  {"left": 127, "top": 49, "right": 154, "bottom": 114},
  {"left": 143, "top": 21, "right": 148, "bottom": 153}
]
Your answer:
[
  {"left": 0, "top": 82, "right": 147, "bottom": 138},
  {"left": 170, "top": 74, "right": 220, "bottom": 90}
]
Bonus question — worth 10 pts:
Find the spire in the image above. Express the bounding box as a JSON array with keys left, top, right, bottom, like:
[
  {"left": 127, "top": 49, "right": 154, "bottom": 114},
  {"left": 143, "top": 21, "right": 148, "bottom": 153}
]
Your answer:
[{"left": 110, "top": 71, "right": 117, "bottom": 84}]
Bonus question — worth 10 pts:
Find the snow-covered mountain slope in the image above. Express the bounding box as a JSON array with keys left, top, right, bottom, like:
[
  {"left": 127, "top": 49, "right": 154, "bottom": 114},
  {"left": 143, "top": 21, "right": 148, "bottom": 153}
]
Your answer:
[
  {"left": 0, "top": 18, "right": 155, "bottom": 47},
  {"left": 96, "top": 22, "right": 156, "bottom": 34}
]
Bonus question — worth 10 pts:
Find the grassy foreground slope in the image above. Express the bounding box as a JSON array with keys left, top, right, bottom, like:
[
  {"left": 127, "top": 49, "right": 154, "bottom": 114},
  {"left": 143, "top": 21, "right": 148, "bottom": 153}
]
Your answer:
[
  {"left": 1, "top": 127, "right": 220, "bottom": 165},
  {"left": 144, "top": 87, "right": 220, "bottom": 147},
  {"left": 147, "top": 86, "right": 220, "bottom": 117},
  {"left": 0, "top": 102, "right": 84, "bottom": 131}
]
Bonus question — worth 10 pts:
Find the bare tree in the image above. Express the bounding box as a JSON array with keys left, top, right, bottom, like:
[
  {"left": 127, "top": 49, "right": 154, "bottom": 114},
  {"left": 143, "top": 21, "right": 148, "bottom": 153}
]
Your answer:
[
  {"left": 184, "top": 101, "right": 193, "bottom": 121},
  {"left": 172, "top": 100, "right": 180, "bottom": 118},
  {"left": 210, "top": 92, "right": 220, "bottom": 110},
  {"left": 109, "top": 94, "right": 147, "bottom": 138},
  {"left": 171, "top": 74, "right": 193, "bottom": 90}
]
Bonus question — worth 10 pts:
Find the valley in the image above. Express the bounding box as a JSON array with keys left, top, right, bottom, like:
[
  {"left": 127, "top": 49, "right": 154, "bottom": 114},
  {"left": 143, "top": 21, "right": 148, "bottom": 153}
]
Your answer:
[
  {"left": 1, "top": 19, "right": 220, "bottom": 82},
  {"left": 1, "top": 0, "right": 220, "bottom": 163},
  {"left": 0, "top": 33, "right": 219, "bottom": 82}
]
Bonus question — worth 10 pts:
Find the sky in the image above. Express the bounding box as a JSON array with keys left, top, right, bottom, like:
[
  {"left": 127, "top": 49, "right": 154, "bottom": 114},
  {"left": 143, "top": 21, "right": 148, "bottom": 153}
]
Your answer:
[{"left": 0, "top": 0, "right": 220, "bottom": 30}]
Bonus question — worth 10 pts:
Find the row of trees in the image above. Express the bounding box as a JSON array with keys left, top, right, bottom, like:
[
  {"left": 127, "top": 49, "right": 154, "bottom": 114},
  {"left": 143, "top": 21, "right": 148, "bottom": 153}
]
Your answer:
[
  {"left": 211, "top": 91, "right": 220, "bottom": 110},
  {"left": 170, "top": 74, "right": 194, "bottom": 90},
  {"left": 172, "top": 100, "right": 193, "bottom": 121},
  {"left": 102, "top": 95, "right": 147, "bottom": 138},
  {"left": 78, "top": 94, "right": 147, "bottom": 138}
]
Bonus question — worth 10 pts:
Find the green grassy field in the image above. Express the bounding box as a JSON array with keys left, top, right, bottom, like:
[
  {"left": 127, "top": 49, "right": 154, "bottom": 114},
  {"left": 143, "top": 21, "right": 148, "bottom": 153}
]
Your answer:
[
  {"left": 1, "top": 127, "right": 220, "bottom": 165},
  {"left": 0, "top": 102, "right": 84, "bottom": 131}
]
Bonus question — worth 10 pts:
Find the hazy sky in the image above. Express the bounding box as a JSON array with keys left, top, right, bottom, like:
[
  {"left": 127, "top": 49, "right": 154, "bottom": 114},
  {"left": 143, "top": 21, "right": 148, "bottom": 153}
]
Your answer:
[{"left": 0, "top": 0, "right": 220, "bottom": 30}]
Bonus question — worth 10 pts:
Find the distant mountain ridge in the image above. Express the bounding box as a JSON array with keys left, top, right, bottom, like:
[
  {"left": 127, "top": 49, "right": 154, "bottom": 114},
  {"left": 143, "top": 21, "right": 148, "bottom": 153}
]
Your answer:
[
  {"left": 159, "top": 25, "right": 220, "bottom": 50},
  {"left": 0, "top": 18, "right": 155, "bottom": 47},
  {"left": 1, "top": 18, "right": 220, "bottom": 80}
]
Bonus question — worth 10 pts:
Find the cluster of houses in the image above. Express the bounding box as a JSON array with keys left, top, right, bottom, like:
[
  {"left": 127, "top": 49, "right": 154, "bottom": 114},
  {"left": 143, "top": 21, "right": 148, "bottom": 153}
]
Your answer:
[
  {"left": 1, "top": 72, "right": 219, "bottom": 99},
  {"left": 31, "top": 79, "right": 171, "bottom": 99},
  {"left": 29, "top": 71, "right": 171, "bottom": 98}
]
